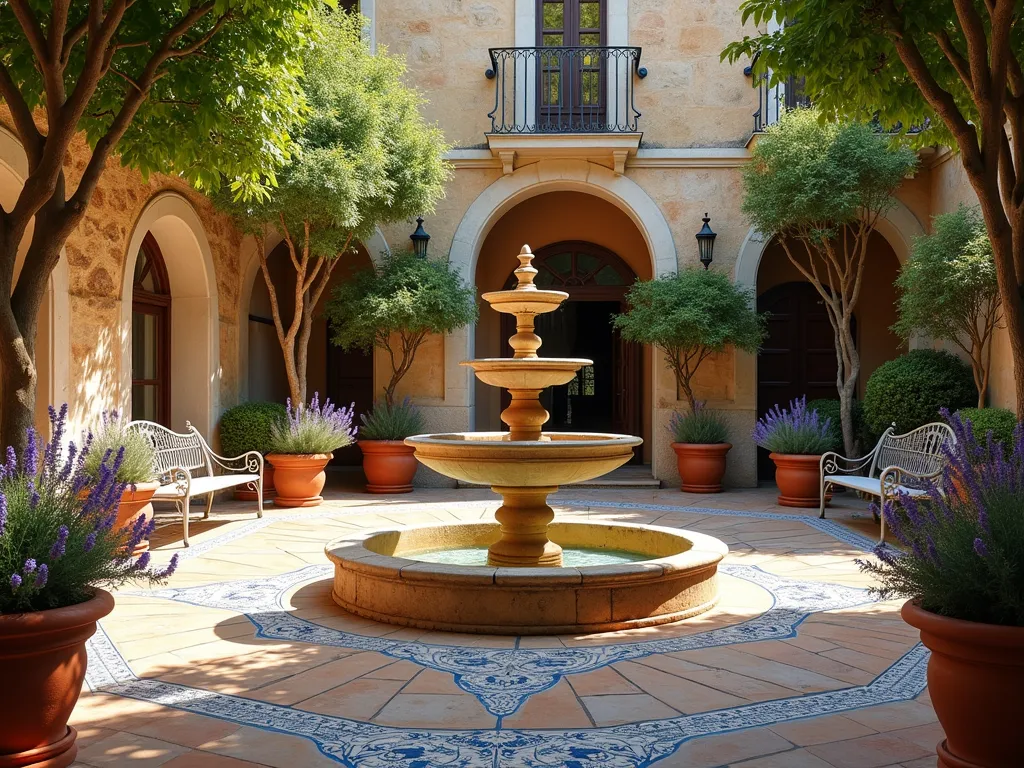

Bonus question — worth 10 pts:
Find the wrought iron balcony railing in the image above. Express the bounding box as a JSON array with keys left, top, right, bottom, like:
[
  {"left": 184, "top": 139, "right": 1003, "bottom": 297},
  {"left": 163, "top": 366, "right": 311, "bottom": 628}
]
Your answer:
[
  {"left": 486, "top": 46, "right": 646, "bottom": 134},
  {"left": 750, "top": 71, "right": 811, "bottom": 133}
]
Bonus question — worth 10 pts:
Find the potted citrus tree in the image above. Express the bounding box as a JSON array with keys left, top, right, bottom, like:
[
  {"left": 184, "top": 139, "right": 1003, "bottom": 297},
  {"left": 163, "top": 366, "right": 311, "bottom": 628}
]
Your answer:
[
  {"left": 0, "top": 405, "right": 178, "bottom": 768},
  {"left": 266, "top": 393, "right": 357, "bottom": 507},
  {"left": 752, "top": 397, "right": 834, "bottom": 507},
  {"left": 82, "top": 411, "right": 159, "bottom": 555},
  {"left": 860, "top": 410, "right": 1023, "bottom": 767},
  {"left": 326, "top": 251, "right": 477, "bottom": 493},
  {"left": 613, "top": 268, "right": 765, "bottom": 493},
  {"left": 219, "top": 402, "right": 287, "bottom": 501}
]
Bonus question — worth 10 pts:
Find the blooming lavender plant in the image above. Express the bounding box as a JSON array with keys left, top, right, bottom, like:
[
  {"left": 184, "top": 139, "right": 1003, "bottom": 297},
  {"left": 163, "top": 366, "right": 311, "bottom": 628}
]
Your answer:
[
  {"left": 858, "top": 410, "right": 1024, "bottom": 627},
  {"left": 0, "top": 405, "right": 179, "bottom": 614},
  {"left": 268, "top": 392, "right": 357, "bottom": 455},
  {"left": 82, "top": 410, "right": 156, "bottom": 485},
  {"left": 752, "top": 396, "right": 834, "bottom": 455}
]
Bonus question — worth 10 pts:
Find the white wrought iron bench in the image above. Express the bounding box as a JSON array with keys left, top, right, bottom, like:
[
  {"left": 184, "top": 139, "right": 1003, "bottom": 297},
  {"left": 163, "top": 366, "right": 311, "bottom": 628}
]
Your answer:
[
  {"left": 819, "top": 422, "right": 955, "bottom": 543},
  {"left": 128, "top": 420, "right": 263, "bottom": 547}
]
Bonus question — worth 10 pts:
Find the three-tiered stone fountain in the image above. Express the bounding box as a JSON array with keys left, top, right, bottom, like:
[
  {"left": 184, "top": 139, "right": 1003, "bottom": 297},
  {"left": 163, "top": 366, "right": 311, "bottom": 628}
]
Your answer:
[{"left": 326, "top": 246, "right": 728, "bottom": 634}]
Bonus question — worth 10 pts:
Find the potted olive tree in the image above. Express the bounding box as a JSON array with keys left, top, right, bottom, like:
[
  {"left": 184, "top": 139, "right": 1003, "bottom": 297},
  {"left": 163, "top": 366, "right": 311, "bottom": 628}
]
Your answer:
[
  {"left": 82, "top": 411, "right": 159, "bottom": 555},
  {"left": 0, "top": 405, "right": 178, "bottom": 767},
  {"left": 752, "top": 397, "right": 835, "bottom": 507},
  {"left": 613, "top": 268, "right": 765, "bottom": 492},
  {"left": 326, "top": 252, "right": 477, "bottom": 493},
  {"left": 219, "top": 402, "right": 287, "bottom": 501},
  {"left": 860, "top": 410, "right": 1024, "bottom": 767},
  {"left": 266, "top": 394, "right": 357, "bottom": 507}
]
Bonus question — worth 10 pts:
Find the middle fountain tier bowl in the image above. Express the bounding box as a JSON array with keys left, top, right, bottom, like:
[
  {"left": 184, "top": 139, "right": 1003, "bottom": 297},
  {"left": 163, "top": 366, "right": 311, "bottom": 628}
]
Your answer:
[{"left": 324, "top": 244, "right": 729, "bottom": 635}]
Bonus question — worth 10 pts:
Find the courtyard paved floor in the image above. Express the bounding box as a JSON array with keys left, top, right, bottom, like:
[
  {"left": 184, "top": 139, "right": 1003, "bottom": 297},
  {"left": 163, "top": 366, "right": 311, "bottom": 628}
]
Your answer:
[{"left": 70, "top": 483, "right": 941, "bottom": 768}]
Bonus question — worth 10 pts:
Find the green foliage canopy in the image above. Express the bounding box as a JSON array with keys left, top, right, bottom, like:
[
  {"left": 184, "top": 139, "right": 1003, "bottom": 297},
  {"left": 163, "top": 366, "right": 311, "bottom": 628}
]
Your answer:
[
  {"left": 219, "top": 402, "right": 287, "bottom": 457},
  {"left": 741, "top": 110, "right": 917, "bottom": 242},
  {"left": 863, "top": 350, "right": 977, "bottom": 434},
  {"left": 0, "top": 0, "right": 317, "bottom": 199},
  {"left": 613, "top": 268, "right": 765, "bottom": 411},
  {"left": 220, "top": 9, "right": 450, "bottom": 257},
  {"left": 326, "top": 252, "right": 478, "bottom": 404}
]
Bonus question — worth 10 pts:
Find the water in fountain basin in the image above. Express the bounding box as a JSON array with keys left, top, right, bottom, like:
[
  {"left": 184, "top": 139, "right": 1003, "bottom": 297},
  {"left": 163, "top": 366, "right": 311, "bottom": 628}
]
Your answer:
[{"left": 408, "top": 546, "right": 648, "bottom": 567}]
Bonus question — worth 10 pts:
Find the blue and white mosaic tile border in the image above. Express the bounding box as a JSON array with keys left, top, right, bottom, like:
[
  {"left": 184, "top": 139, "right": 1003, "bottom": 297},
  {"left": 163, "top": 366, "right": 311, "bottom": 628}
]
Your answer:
[
  {"left": 86, "top": 624, "right": 928, "bottom": 768},
  {"left": 135, "top": 563, "right": 877, "bottom": 716}
]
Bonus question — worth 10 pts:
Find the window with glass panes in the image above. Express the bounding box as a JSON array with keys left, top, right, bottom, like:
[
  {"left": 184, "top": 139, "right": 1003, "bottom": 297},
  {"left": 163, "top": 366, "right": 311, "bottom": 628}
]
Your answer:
[
  {"left": 537, "top": 0, "right": 606, "bottom": 130},
  {"left": 131, "top": 234, "right": 171, "bottom": 425}
]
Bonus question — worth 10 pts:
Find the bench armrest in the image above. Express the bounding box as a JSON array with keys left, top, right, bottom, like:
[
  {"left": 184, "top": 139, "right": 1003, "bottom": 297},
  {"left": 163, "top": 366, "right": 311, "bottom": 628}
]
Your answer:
[
  {"left": 207, "top": 450, "right": 263, "bottom": 476},
  {"left": 820, "top": 450, "right": 875, "bottom": 476}
]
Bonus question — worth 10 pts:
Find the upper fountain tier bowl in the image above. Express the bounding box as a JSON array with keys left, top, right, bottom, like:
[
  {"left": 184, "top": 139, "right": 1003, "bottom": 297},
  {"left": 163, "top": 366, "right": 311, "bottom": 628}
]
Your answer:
[{"left": 405, "top": 431, "right": 642, "bottom": 488}]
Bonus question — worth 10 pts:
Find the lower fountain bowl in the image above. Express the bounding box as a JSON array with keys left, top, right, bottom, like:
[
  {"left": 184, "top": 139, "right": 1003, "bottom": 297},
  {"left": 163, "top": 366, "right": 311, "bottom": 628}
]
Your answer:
[{"left": 325, "top": 521, "right": 728, "bottom": 635}]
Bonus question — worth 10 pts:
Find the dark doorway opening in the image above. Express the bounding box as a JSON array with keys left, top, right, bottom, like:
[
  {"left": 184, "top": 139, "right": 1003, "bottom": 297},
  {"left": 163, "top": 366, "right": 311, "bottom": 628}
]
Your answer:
[
  {"left": 325, "top": 340, "right": 373, "bottom": 466},
  {"left": 499, "top": 241, "right": 641, "bottom": 462},
  {"left": 756, "top": 281, "right": 856, "bottom": 481}
]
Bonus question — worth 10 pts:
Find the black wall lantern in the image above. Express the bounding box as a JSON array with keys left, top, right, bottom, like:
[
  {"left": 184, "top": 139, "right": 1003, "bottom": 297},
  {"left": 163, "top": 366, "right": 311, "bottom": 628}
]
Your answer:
[
  {"left": 410, "top": 217, "right": 430, "bottom": 258},
  {"left": 695, "top": 213, "right": 717, "bottom": 269}
]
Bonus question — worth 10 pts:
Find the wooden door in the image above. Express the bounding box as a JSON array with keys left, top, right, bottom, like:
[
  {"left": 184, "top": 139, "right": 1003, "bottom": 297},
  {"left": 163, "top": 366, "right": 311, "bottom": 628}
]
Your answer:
[
  {"left": 131, "top": 234, "right": 171, "bottom": 425},
  {"left": 537, "top": 0, "right": 606, "bottom": 130},
  {"left": 756, "top": 281, "right": 854, "bottom": 480},
  {"left": 326, "top": 340, "right": 373, "bottom": 466}
]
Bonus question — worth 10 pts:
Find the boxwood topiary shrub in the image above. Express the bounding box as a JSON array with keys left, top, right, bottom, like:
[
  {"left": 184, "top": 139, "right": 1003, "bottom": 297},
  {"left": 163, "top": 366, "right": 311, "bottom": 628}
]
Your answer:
[
  {"left": 806, "top": 398, "right": 874, "bottom": 454},
  {"left": 863, "top": 350, "right": 976, "bottom": 435},
  {"left": 220, "top": 401, "right": 287, "bottom": 457},
  {"left": 955, "top": 407, "right": 1020, "bottom": 449}
]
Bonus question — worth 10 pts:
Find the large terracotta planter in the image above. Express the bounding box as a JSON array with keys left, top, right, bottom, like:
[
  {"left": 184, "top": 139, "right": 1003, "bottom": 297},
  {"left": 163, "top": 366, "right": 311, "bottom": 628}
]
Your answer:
[
  {"left": 266, "top": 453, "right": 331, "bottom": 507},
  {"left": 770, "top": 452, "right": 822, "bottom": 507},
  {"left": 360, "top": 440, "right": 417, "bottom": 494},
  {"left": 671, "top": 442, "right": 732, "bottom": 493},
  {"left": 902, "top": 600, "right": 1024, "bottom": 767},
  {"left": 116, "top": 481, "right": 159, "bottom": 556},
  {"left": 234, "top": 465, "right": 274, "bottom": 502},
  {"left": 0, "top": 589, "right": 115, "bottom": 768}
]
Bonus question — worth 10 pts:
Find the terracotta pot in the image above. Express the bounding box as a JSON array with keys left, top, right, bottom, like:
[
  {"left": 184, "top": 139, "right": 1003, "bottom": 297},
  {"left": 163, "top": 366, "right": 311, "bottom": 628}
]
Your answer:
[
  {"left": 902, "top": 600, "right": 1024, "bottom": 767},
  {"left": 671, "top": 442, "right": 732, "bottom": 493},
  {"left": 266, "top": 453, "right": 331, "bottom": 507},
  {"left": 234, "top": 464, "right": 274, "bottom": 502},
  {"left": 0, "top": 589, "right": 115, "bottom": 768},
  {"left": 359, "top": 440, "right": 418, "bottom": 494},
  {"left": 770, "top": 452, "right": 823, "bottom": 507},
  {"left": 116, "top": 481, "right": 159, "bottom": 557}
]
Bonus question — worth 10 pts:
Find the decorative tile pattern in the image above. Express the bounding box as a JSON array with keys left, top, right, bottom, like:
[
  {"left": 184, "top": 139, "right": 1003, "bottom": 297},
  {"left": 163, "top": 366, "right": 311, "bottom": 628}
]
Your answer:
[
  {"left": 85, "top": 625, "right": 928, "bottom": 768},
  {"left": 135, "top": 564, "right": 873, "bottom": 716}
]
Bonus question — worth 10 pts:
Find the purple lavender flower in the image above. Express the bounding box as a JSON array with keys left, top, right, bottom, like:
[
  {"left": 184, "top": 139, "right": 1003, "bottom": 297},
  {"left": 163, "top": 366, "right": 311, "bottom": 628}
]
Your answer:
[
  {"left": 751, "top": 397, "right": 833, "bottom": 455},
  {"left": 83, "top": 531, "right": 97, "bottom": 552},
  {"left": 22, "top": 558, "right": 36, "bottom": 574},
  {"left": 0, "top": 490, "right": 6, "bottom": 537},
  {"left": 34, "top": 564, "right": 48, "bottom": 589},
  {"left": 272, "top": 393, "right": 358, "bottom": 454},
  {"left": 5, "top": 446, "right": 15, "bottom": 472},
  {"left": 974, "top": 537, "right": 989, "bottom": 558},
  {"left": 156, "top": 553, "right": 181, "bottom": 579},
  {"left": 50, "top": 526, "right": 69, "bottom": 559},
  {"left": 9, "top": 574, "right": 21, "bottom": 590},
  {"left": 23, "top": 427, "right": 38, "bottom": 477},
  {"left": 134, "top": 551, "right": 151, "bottom": 571}
]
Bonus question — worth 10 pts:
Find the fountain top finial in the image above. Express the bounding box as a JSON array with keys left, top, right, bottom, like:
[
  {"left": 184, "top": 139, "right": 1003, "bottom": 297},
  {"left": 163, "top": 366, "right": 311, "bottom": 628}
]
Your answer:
[{"left": 513, "top": 245, "right": 538, "bottom": 291}]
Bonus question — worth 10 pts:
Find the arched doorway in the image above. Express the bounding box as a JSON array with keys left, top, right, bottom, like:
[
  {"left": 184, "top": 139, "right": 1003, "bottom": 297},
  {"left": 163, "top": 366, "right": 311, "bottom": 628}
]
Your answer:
[
  {"left": 131, "top": 234, "right": 171, "bottom": 424},
  {"left": 499, "top": 242, "right": 641, "bottom": 455}
]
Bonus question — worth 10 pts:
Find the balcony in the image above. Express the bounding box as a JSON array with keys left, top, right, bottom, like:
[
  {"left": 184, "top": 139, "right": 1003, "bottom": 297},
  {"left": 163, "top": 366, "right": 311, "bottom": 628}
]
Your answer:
[{"left": 484, "top": 46, "right": 646, "bottom": 174}]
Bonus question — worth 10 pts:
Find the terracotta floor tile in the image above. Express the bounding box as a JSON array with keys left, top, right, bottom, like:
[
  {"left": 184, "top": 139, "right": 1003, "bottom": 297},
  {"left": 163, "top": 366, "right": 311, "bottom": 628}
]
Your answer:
[
  {"left": 821, "top": 647, "right": 903, "bottom": 674},
  {"left": 843, "top": 702, "right": 939, "bottom": 733},
  {"left": 886, "top": 722, "right": 946, "bottom": 751},
  {"left": 770, "top": 714, "right": 879, "bottom": 747},
  {"left": 674, "top": 647, "right": 849, "bottom": 693},
  {"left": 806, "top": 732, "right": 935, "bottom": 768},
  {"left": 120, "top": 709, "right": 241, "bottom": 749},
  {"left": 237, "top": 650, "right": 394, "bottom": 705},
  {"left": 501, "top": 679, "right": 593, "bottom": 728},
  {"left": 896, "top": 758, "right": 940, "bottom": 768},
  {"left": 566, "top": 665, "right": 641, "bottom": 697},
  {"left": 297, "top": 676, "right": 405, "bottom": 719},
  {"left": 612, "top": 660, "right": 750, "bottom": 712},
  {"left": 161, "top": 752, "right": 266, "bottom": 768},
  {"left": 373, "top": 693, "right": 497, "bottom": 729},
  {"left": 76, "top": 731, "right": 191, "bottom": 766},
  {"left": 197, "top": 725, "right": 339, "bottom": 768},
  {"left": 402, "top": 668, "right": 463, "bottom": 694},
  {"left": 657, "top": 727, "right": 794, "bottom": 768},
  {"left": 739, "top": 640, "right": 873, "bottom": 686},
  {"left": 362, "top": 659, "right": 423, "bottom": 680},
  {"left": 729, "top": 747, "right": 838, "bottom": 767},
  {"left": 580, "top": 693, "right": 679, "bottom": 726}
]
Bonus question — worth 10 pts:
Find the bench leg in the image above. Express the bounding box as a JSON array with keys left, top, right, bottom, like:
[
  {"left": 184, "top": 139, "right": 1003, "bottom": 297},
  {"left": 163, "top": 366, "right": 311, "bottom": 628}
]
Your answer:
[
  {"left": 819, "top": 479, "right": 827, "bottom": 519},
  {"left": 181, "top": 497, "right": 191, "bottom": 547},
  {"left": 203, "top": 492, "right": 214, "bottom": 520},
  {"left": 256, "top": 476, "right": 264, "bottom": 519}
]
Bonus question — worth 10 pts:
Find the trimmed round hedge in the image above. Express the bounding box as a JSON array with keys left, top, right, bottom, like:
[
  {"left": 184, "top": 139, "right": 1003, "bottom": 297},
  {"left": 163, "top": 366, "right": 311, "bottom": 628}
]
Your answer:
[
  {"left": 955, "top": 407, "right": 1020, "bottom": 448},
  {"left": 806, "top": 398, "right": 873, "bottom": 454},
  {"left": 219, "top": 401, "right": 287, "bottom": 457},
  {"left": 863, "top": 350, "right": 976, "bottom": 435}
]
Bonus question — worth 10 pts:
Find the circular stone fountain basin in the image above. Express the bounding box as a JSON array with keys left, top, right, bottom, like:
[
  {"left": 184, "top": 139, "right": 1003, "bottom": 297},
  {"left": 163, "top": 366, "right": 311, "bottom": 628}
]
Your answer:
[
  {"left": 325, "top": 521, "right": 728, "bottom": 635},
  {"left": 404, "top": 432, "right": 643, "bottom": 487}
]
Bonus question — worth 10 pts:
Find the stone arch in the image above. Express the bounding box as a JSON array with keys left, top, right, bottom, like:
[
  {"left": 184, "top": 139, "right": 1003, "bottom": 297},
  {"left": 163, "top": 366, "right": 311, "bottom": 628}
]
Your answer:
[
  {"left": 120, "top": 192, "right": 220, "bottom": 436},
  {"left": 0, "top": 124, "right": 71, "bottom": 436}
]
